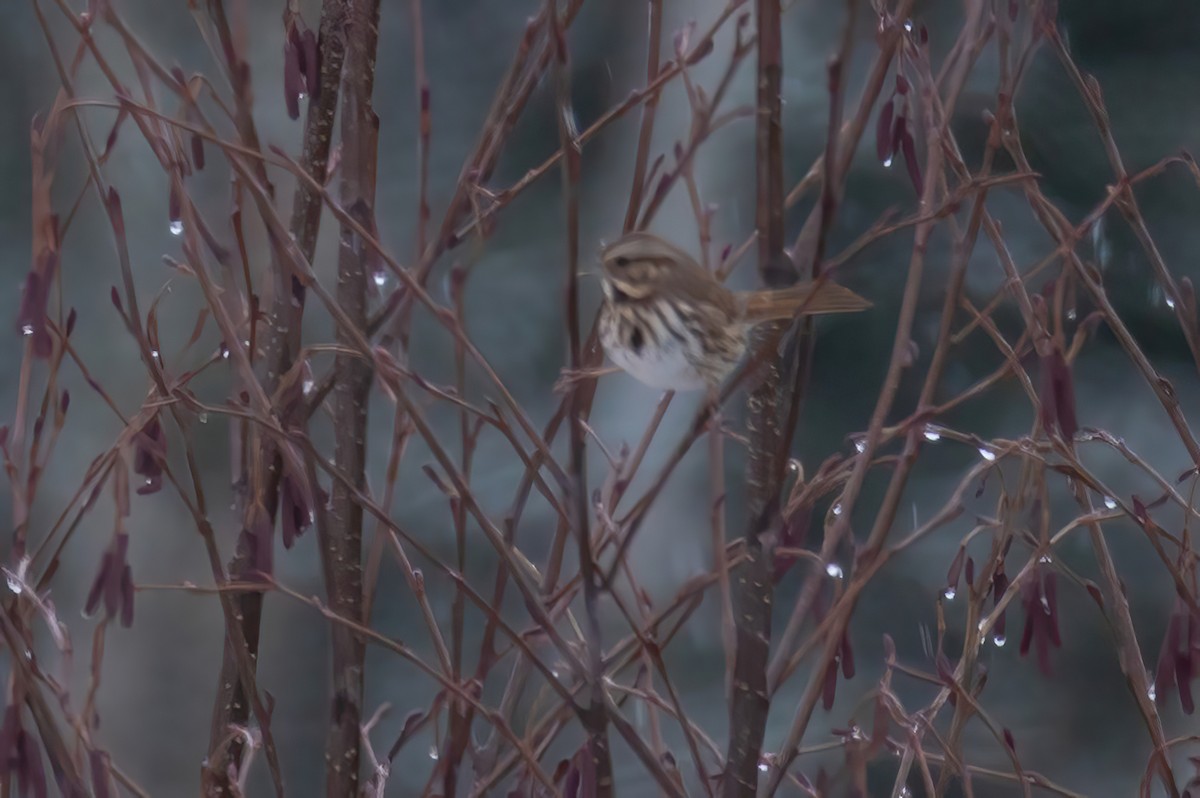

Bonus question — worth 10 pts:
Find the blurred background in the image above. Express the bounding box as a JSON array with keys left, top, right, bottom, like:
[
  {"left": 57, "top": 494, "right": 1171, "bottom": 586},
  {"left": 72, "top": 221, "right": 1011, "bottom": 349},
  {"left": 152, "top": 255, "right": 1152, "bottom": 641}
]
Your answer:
[{"left": 6, "top": 0, "right": 1200, "bottom": 794}]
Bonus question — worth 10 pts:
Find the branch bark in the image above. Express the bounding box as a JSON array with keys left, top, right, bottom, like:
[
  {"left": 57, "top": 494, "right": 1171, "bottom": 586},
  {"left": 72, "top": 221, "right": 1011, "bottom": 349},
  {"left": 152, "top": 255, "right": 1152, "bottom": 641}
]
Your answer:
[
  {"left": 723, "top": 0, "right": 784, "bottom": 794},
  {"left": 321, "top": 0, "right": 380, "bottom": 794},
  {"left": 204, "top": 0, "right": 346, "bottom": 792}
]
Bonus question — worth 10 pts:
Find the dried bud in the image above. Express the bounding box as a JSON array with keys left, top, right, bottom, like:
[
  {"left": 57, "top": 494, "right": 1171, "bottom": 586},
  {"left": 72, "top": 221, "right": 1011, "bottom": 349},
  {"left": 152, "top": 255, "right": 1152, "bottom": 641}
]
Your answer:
[
  {"left": 821, "top": 656, "right": 839, "bottom": 710},
  {"left": 84, "top": 532, "right": 134, "bottom": 627},
  {"left": 1018, "top": 566, "right": 1060, "bottom": 676},
  {"left": 15, "top": 252, "right": 57, "bottom": 358},
  {"left": 283, "top": 22, "right": 304, "bottom": 119},
  {"left": 1153, "top": 597, "right": 1199, "bottom": 714},
  {"left": 190, "top": 134, "right": 205, "bottom": 170},
  {"left": 876, "top": 100, "right": 895, "bottom": 164},
  {"left": 945, "top": 547, "right": 966, "bottom": 596},
  {"left": 280, "top": 461, "right": 315, "bottom": 549},
  {"left": 1039, "top": 348, "right": 1079, "bottom": 439},
  {"left": 299, "top": 28, "right": 320, "bottom": 99},
  {"left": 132, "top": 416, "right": 166, "bottom": 496},
  {"left": 900, "top": 127, "right": 923, "bottom": 194}
]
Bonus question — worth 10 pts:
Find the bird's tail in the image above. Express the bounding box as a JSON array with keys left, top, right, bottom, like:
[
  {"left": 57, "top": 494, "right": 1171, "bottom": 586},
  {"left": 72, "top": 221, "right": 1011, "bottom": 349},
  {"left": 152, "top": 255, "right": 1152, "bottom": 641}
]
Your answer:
[{"left": 741, "top": 281, "right": 871, "bottom": 323}]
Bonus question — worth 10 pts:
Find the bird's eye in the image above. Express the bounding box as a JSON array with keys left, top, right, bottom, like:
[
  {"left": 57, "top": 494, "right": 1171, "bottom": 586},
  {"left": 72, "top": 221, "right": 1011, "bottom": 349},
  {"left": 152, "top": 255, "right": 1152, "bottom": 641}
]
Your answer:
[{"left": 614, "top": 256, "right": 631, "bottom": 267}]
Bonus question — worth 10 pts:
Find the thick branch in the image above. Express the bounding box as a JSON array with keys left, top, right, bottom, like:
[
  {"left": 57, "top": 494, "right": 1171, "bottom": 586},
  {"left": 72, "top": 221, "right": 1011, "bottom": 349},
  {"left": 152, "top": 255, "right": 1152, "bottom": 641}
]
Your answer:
[
  {"left": 723, "top": 0, "right": 783, "bottom": 794},
  {"left": 204, "top": 0, "right": 347, "bottom": 791},
  {"left": 321, "top": 0, "right": 380, "bottom": 795}
]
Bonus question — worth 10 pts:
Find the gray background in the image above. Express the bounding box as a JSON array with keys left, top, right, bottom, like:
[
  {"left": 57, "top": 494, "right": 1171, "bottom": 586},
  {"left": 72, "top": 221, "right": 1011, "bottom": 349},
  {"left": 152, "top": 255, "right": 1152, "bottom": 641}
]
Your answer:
[{"left": 6, "top": 0, "right": 1200, "bottom": 794}]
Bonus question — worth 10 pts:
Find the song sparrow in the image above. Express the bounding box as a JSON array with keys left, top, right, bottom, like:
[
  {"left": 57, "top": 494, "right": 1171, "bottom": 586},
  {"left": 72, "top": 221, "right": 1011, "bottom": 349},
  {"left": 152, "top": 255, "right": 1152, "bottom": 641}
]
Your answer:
[{"left": 598, "top": 232, "right": 870, "bottom": 391}]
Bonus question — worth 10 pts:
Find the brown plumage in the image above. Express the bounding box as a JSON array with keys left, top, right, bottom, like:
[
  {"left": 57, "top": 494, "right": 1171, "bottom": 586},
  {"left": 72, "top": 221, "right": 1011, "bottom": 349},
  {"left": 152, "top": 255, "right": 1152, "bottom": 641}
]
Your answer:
[{"left": 597, "top": 232, "right": 870, "bottom": 390}]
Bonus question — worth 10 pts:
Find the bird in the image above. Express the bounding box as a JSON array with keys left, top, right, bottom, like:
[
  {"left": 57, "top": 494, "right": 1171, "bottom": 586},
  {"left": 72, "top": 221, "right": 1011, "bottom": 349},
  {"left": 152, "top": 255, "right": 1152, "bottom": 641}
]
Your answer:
[{"left": 597, "top": 231, "right": 870, "bottom": 391}]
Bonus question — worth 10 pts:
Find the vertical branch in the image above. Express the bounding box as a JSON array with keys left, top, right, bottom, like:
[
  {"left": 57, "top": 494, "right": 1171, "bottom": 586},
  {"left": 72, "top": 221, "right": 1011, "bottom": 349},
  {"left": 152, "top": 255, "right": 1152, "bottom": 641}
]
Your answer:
[
  {"left": 323, "top": 0, "right": 379, "bottom": 794},
  {"left": 205, "top": 0, "right": 346, "bottom": 789},
  {"left": 551, "top": 1, "right": 613, "bottom": 793},
  {"left": 724, "top": 0, "right": 783, "bottom": 794},
  {"left": 622, "top": 0, "right": 663, "bottom": 231}
]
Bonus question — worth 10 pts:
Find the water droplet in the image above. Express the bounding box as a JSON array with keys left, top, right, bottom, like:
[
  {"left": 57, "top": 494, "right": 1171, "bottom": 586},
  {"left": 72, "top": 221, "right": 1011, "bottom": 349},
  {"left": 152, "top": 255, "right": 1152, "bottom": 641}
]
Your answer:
[
  {"left": 993, "top": 634, "right": 1006, "bottom": 647},
  {"left": 1167, "top": 296, "right": 1177, "bottom": 309},
  {"left": 198, "top": 413, "right": 209, "bottom": 424},
  {"left": 21, "top": 324, "right": 33, "bottom": 336},
  {"left": 787, "top": 459, "right": 801, "bottom": 473},
  {"left": 757, "top": 762, "right": 768, "bottom": 773},
  {"left": 922, "top": 425, "right": 941, "bottom": 442},
  {"left": 854, "top": 439, "right": 866, "bottom": 453},
  {"left": 373, "top": 271, "right": 387, "bottom": 288},
  {"left": 151, "top": 349, "right": 160, "bottom": 359},
  {"left": 1039, "top": 554, "right": 1052, "bottom": 564},
  {"left": 825, "top": 562, "right": 844, "bottom": 579},
  {"left": 428, "top": 746, "right": 439, "bottom": 761},
  {"left": 1148, "top": 683, "right": 1157, "bottom": 702},
  {"left": 5, "top": 574, "right": 21, "bottom": 595},
  {"left": 943, "top": 587, "right": 956, "bottom": 601},
  {"left": 832, "top": 503, "right": 843, "bottom": 516},
  {"left": 900, "top": 788, "right": 912, "bottom": 798},
  {"left": 221, "top": 349, "right": 231, "bottom": 360},
  {"left": 1066, "top": 308, "right": 1077, "bottom": 321},
  {"left": 904, "top": 19, "right": 913, "bottom": 31},
  {"left": 303, "top": 378, "right": 315, "bottom": 395},
  {"left": 978, "top": 446, "right": 997, "bottom": 462},
  {"left": 1104, "top": 496, "right": 1117, "bottom": 510},
  {"left": 298, "top": 91, "right": 308, "bottom": 101},
  {"left": 169, "top": 219, "right": 184, "bottom": 236},
  {"left": 883, "top": 156, "right": 894, "bottom": 168}
]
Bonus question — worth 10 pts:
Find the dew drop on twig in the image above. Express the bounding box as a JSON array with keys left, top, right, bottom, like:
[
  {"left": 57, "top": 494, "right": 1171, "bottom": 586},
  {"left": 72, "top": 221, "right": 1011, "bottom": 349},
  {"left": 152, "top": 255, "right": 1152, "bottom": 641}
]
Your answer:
[
  {"left": 1103, "top": 496, "right": 1117, "bottom": 510},
  {"left": 978, "top": 446, "right": 997, "bottom": 462},
  {"left": 923, "top": 425, "right": 941, "bottom": 442},
  {"left": 943, "top": 587, "right": 956, "bottom": 601},
  {"left": 21, "top": 325, "right": 33, "bottom": 336},
  {"left": 825, "top": 562, "right": 844, "bottom": 579},
  {"left": 993, "top": 634, "right": 1006, "bottom": 647},
  {"left": 169, "top": 220, "right": 184, "bottom": 236}
]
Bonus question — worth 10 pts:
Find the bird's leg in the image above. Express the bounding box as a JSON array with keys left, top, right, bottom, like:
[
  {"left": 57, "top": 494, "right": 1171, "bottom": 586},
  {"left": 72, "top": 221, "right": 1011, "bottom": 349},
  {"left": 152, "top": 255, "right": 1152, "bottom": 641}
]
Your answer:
[{"left": 554, "top": 365, "right": 621, "bottom": 394}]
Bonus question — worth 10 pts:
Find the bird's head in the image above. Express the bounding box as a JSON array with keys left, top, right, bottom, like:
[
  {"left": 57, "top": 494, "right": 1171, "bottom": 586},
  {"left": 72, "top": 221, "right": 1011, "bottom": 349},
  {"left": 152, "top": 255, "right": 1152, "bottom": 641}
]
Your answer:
[{"left": 598, "top": 232, "right": 693, "bottom": 302}]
